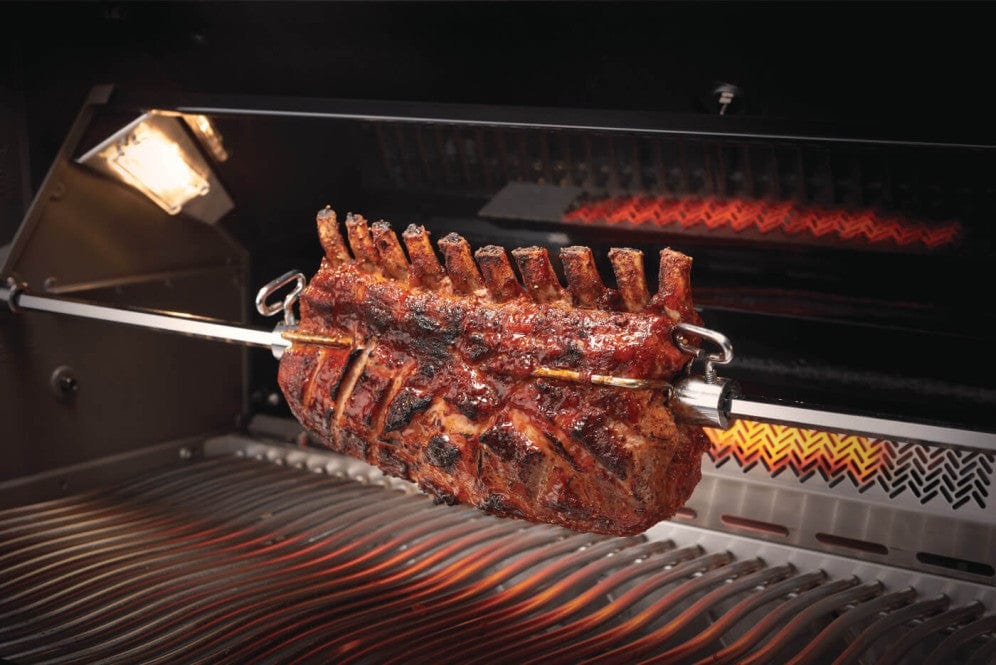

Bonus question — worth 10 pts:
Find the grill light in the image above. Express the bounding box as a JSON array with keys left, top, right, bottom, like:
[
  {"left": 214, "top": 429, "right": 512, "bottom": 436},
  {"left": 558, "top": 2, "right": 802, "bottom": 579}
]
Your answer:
[
  {"left": 182, "top": 114, "right": 230, "bottom": 162},
  {"left": 104, "top": 124, "right": 210, "bottom": 215},
  {"left": 77, "top": 113, "right": 234, "bottom": 224}
]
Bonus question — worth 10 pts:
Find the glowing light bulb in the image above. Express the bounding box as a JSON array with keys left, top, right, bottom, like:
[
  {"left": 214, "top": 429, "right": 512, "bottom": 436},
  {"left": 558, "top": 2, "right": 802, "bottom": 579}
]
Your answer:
[{"left": 104, "top": 124, "right": 211, "bottom": 215}]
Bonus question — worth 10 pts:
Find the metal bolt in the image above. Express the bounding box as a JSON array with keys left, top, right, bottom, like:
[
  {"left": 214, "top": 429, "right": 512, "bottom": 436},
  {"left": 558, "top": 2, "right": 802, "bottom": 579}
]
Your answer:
[
  {"left": 712, "top": 83, "right": 742, "bottom": 116},
  {"left": 50, "top": 366, "right": 79, "bottom": 401}
]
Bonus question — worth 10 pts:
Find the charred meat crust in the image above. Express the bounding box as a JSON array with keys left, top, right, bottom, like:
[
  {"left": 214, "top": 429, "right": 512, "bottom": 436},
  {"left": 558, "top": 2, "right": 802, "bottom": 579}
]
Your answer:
[
  {"left": 479, "top": 421, "right": 541, "bottom": 464},
  {"left": 382, "top": 388, "right": 433, "bottom": 433},
  {"left": 425, "top": 435, "right": 461, "bottom": 470}
]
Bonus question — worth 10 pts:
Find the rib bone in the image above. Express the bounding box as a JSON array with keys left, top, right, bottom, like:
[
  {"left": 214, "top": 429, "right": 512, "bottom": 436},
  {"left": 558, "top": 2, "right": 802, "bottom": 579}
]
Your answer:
[
  {"left": 344, "top": 213, "right": 378, "bottom": 271},
  {"left": 474, "top": 245, "right": 525, "bottom": 302},
  {"left": 402, "top": 225, "right": 447, "bottom": 290},
  {"left": 370, "top": 221, "right": 410, "bottom": 281},
  {"left": 317, "top": 206, "right": 351, "bottom": 265},
  {"left": 438, "top": 233, "right": 485, "bottom": 295},
  {"left": 609, "top": 248, "right": 650, "bottom": 313},
  {"left": 560, "top": 245, "right": 614, "bottom": 310},
  {"left": 511, "top": 246, "right": 569, "bottom": 306},
  {"left": 652, "top": 248, "right": 697, "bottom": 322}
]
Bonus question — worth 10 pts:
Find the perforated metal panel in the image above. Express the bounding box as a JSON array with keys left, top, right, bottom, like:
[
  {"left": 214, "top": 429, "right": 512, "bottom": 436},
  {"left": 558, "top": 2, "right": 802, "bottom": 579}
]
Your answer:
[{"left": 705, "top": 420, "right": 993, "bottom": 510}]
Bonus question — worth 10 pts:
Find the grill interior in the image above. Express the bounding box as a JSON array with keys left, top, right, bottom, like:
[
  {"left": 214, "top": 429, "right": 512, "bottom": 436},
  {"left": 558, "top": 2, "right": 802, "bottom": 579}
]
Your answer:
[{"left": 2, "top": 437, "right": 993, "bottom": 664}]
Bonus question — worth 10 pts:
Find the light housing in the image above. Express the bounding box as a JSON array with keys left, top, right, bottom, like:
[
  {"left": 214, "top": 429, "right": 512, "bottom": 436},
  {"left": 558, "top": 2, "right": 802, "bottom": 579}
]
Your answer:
[
  {"left": 182, "top": 114, "right": 230, "bottom": 163},
  {"left": 77, "top": 113, "right": 233, "bottom": 224}
]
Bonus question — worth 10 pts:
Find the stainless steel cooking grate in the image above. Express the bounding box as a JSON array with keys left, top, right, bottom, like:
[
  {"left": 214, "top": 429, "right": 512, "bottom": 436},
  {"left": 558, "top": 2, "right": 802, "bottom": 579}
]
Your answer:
[{"left": 1, "top": 440, "right": 993, "bottom": 664}]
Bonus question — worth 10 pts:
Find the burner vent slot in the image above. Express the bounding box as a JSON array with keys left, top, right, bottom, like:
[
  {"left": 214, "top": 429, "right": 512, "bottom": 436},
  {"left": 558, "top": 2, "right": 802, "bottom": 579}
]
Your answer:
[
  {"left": 916, "top": 552, "right": 995, "bottom": 578},
  {"left": 720, "top": 514, "right": 789, "bottom": 537},
  {"left": 815, "top": 533, "right": 889, "bottom": 556}
]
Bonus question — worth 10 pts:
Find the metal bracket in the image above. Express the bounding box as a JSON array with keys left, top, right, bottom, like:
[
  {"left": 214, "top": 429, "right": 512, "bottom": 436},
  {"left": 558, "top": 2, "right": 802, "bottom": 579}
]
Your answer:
[
  {"left": 3, "top": 278, "right": 25, "bottom": 313},
  {"left": 670, "top": 323, "right": 738, "bottom": 427},
  {"left": 673, "top": 322, "right": 734, "bottom": 384}
]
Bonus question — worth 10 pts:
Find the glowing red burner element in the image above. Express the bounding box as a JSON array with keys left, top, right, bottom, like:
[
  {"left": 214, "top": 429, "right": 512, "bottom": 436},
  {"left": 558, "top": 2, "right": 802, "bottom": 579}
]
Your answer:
[
  {"left": 704, "top": 420, "right": 890, "bottom": 490},
  {"left": 564, "top": 196, "right": 961, "bottom": 249}
]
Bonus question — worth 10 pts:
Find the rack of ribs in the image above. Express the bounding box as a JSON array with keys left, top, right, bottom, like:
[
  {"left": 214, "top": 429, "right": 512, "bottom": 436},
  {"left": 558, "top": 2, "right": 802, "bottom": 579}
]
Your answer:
[{"left": 277, "top": 207, "right": 709, "bottom": 536}]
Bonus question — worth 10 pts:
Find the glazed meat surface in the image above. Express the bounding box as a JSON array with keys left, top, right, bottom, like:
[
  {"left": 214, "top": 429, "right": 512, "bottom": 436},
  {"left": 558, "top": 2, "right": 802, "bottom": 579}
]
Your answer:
[{"left": 278, "top": 207, "right": 708, "bottom": 535}]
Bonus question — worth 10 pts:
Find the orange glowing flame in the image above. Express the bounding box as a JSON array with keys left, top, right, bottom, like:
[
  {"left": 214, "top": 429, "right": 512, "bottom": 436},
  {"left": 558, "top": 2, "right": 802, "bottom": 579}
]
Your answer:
[
  {"left": 704, "top": 419, "right": 890, "bottom": 490},
  {"left": 564, "top": 196, "right": 961, "bottom": 249}
]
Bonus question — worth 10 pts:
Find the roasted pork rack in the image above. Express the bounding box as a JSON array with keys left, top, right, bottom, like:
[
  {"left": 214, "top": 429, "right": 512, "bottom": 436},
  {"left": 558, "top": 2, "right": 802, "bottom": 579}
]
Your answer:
[{"left": 2, "top": 88, "right": 995, "bottom": 662}]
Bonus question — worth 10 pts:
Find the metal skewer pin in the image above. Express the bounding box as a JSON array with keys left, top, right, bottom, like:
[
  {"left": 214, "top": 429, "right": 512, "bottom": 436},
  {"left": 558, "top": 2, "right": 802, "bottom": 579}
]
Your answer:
[{"left": 4, "top": 272, "right": 996, "bottom": 452}]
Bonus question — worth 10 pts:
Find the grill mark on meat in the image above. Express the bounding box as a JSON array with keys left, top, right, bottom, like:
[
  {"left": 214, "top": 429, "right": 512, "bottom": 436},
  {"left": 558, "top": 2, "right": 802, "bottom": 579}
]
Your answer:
[
  {"left": 460, "top": 332, "right": 492, "bottom": 361},
  {"left": 480, "top": 492, "right": 527, "bottom": 519},
  {"left": 542, "top": 475, "right": 594, "bottom": 522},
  {"left": 331, "top": 342, "right": 376, "bottom": 433},
  {"left": 344, "top": 366, "right": 391, "bottom": 428},
  {"left": 425, "top": 435, "right": 461, "bottom": 470},
  {"left": 382, "top": 387, "right": 433, "bottom": 433},
  {"left": 543, "top": 430, "right": 580, "bottom": 471},
  {"left": 478, "top": 421, "right": 532, "bottom": 462},
  {"left": 420, "top": 479, "right": 459, "bottom": 505},
  {"left": 555, "top": 342, "right": 583, "bottom": 368},
  {"left": 365, "top": 302, "right": 394, "bottom": 332},
  {"left": 570, "top": 415, "right": 630, "bottom": 480},
  {"left": 339, "top": 429, "right": 370, "bottom": 460},
  {"left": 447, "top": 385, "right": 498, "bottom": 421},
  {"left": 477, "top": 411, "right": 546, "bottom": 490},
  {"left": 407, "top": 305, "right": 461, "bottom": 358},
  {"left": 378, "top": 445, "right": 410, "bottom": 479}
]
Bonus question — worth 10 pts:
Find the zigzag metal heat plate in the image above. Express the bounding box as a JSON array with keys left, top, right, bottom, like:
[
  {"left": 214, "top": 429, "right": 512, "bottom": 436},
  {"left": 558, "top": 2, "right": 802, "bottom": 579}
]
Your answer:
[
  {"left": 705, "top": 419, "right": 993, "bottom": 511},
  {"left": 563, "top": 196, "right": 961, "bottom": 249}
]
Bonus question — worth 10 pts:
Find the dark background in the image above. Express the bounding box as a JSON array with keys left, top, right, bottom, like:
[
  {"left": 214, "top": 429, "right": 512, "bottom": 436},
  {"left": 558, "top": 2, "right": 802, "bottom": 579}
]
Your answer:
[
  {"left": 3, "top": 1, "right": 994, "bottom": 215},
  {"left": 3, "top": 1, "right": 994, "bottom": 429}
]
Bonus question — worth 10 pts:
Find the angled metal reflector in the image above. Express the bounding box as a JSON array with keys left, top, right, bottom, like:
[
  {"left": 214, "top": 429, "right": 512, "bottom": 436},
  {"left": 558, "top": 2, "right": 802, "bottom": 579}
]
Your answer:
[{"left": 77, "top": 112, "right": 233, "bottom": 224}]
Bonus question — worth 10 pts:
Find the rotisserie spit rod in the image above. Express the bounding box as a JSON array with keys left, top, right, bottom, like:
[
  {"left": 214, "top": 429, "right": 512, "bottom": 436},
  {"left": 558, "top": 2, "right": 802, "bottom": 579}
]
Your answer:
[{"left": 2, "top": 280, "right": 995, "bottom": 453}]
